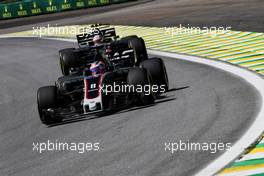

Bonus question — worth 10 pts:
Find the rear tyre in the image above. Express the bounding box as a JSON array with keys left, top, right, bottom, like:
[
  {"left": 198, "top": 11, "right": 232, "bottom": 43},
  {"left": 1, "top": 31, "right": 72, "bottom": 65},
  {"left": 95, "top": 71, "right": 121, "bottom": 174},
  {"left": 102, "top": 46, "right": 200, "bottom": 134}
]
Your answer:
[
  {"left": 140, "top": 58, "right": 169, "bottom": 92},
  {"left": 37, "top": 86, "right": 62, "bottom": 125},
  {"left": 127, "top": 68, "right": 155, "bottom": 105},
  {"left": 128, "top": 37, "right": 148, "bottom": 65},
  {"left": 121, "top": 35, "right": 138, "bottom": 41}
]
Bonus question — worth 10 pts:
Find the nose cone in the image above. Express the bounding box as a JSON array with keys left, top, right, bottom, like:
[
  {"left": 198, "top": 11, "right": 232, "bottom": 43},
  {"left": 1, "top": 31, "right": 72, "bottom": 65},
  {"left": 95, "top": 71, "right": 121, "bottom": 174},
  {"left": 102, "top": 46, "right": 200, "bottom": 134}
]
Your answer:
[{"left": 89, "top": 101, "right": 97, "bottom": 111}]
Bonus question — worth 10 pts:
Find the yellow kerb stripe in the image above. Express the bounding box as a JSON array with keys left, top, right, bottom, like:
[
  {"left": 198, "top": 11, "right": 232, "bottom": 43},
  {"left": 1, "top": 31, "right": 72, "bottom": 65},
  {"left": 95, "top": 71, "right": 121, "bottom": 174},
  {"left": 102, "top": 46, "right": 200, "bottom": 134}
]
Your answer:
[{"left": 219, "top": 163, "right": 264, "bottom": 174}]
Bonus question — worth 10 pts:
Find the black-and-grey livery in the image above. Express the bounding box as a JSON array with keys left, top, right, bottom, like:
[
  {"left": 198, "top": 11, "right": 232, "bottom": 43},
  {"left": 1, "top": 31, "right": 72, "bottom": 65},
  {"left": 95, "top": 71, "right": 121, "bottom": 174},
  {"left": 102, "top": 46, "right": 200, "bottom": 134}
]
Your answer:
[{"left": 37, "top": 25, "right": 169, "bottom": 125}]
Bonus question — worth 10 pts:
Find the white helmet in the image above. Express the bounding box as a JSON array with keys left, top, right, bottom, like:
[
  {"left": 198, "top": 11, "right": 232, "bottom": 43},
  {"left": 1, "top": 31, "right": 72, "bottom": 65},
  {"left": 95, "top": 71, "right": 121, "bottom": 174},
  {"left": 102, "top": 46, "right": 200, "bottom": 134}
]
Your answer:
[{"left": 93, "top": 34, "right": 103, "bottom": 45}]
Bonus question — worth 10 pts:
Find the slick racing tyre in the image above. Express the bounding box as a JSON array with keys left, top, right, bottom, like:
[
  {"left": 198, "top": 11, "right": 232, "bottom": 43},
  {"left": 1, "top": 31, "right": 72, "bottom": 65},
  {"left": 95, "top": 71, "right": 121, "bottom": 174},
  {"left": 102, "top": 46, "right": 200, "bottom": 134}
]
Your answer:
[
  {"left": 59, "top": 49, "right": 77, "bottom": 76},
  {"left": 125, "top": 37, "right": 148, "bottom": 66},
  {"left": 127, "top": 68, "right": 155, "bottom": 105},
  {"left": 58, "top": 48, "right": 75, "bottom": 59},
  {"left": 37, "top": 86, "right": 62, "bottom": 125},
  {"left": 121, "top": 35, "right": 138, "bottom": 41},
  {"left": 140, "top": 58, "right": 169, "bottom": 92}
]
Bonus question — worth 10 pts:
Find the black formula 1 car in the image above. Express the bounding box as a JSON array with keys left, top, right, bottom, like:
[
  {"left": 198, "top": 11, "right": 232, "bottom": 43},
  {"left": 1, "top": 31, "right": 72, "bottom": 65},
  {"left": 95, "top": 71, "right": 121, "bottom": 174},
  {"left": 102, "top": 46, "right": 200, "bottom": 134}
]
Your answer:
[
  {"left": 58, "top": 24, "right": 148, "bottom": 76},
  {"left": 37, "top": 26, "right": 169, "bottom": 125}
]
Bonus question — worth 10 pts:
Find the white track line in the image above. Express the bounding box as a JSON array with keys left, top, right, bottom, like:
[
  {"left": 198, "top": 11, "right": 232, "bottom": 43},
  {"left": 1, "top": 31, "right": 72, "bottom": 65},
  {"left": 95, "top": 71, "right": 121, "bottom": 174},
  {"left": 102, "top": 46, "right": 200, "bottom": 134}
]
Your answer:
[
  {"left": 1, "top": 36, "right": 264, "bottom": 176},
  {"left": 149, "top": 50, "right": 264, "bottom": 176},
  {"left": 239, "top": 152, "right": 264, "bottom": 161}
]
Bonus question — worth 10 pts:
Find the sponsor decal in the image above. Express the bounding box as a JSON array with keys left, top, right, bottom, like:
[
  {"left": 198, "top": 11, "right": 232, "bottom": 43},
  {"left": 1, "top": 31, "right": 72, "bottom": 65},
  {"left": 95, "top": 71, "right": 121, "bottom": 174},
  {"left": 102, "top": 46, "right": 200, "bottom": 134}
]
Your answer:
[
  {"left": 46, "top": 0, "right": 57, "bottom": 12},
  {"left": 62, "top": 0, "right": 71, "bottom": 10},
  {"left": 17, "top": 3, "right": 27, "bottom": 16},
  {"left": 2, "top": 6, "right": 11, "bottom": 18},
  {"left": 31, "top": 1, "right": 41, "bottom": 14}
]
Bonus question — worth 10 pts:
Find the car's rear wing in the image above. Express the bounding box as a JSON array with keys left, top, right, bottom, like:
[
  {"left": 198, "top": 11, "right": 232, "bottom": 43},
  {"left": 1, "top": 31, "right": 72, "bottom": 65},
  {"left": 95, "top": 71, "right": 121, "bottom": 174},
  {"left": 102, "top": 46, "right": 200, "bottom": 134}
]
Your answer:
[
  {"left": 108, "top": 41, "right": 135, "bottom": 67},
  {"left": 76, "top": 27, "right": 117, "bottom": 48}
]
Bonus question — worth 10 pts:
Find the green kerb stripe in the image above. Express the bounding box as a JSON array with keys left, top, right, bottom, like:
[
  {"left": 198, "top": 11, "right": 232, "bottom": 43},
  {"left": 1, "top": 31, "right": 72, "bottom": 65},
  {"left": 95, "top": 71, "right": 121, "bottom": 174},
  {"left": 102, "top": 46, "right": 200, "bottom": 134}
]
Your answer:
[
  {"left": 256, "top": 143, "right": 264, "bottom": 148},
  {"left": 247, "top": 173, "right": 264, "bottom": 176},
  {"left": 229, "top": 158, "right": 264, "bottom": 168}
]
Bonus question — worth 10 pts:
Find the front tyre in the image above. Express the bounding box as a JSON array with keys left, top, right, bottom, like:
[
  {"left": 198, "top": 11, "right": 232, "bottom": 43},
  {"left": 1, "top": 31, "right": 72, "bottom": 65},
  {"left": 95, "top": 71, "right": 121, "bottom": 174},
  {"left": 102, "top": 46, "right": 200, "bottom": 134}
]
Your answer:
[
  {"left": 37, "top": 86, "right": 62, "bottom": 125},
  {"left": 58, "top": 48, "right": 74, "bottom": 59},
  {"left": 59, "top": 50, "right": 77, "bottom": 76}
]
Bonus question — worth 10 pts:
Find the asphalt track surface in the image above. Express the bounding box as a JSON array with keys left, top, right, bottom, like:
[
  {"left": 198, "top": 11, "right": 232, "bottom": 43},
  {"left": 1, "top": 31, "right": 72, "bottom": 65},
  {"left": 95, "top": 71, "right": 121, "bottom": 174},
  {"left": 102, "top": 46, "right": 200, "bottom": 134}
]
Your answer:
[{"left": 0, "top": 37, "right": 260, "bottom": 176}]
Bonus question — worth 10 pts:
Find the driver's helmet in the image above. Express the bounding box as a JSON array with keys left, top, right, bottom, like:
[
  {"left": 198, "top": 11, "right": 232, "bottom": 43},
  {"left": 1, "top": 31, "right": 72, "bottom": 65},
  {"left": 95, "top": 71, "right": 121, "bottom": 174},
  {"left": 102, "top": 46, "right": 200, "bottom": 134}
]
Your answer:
[
  {"left": 93, "top": 34, "right": 103, "bottom": 45},
  {"left": 90, "top": 61, "right": 106, "bottom": 76}
]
